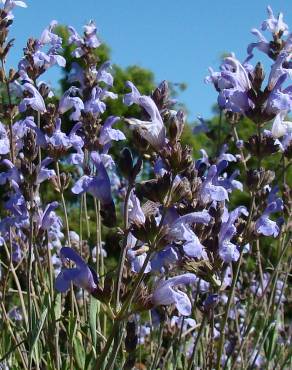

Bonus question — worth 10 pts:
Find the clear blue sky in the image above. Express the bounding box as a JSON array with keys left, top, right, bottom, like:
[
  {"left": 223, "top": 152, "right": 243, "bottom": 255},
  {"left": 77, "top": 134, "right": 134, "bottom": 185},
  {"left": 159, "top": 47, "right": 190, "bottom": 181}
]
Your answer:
[{"left": 8, "top": 0, "right": 292, "bottom": 121}]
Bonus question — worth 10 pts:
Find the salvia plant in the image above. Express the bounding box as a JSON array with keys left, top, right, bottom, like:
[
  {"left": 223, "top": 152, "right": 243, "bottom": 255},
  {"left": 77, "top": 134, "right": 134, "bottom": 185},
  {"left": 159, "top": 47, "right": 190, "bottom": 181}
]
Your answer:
[{"left": 0, "top": 1, "right": 291, "bottom": 369}]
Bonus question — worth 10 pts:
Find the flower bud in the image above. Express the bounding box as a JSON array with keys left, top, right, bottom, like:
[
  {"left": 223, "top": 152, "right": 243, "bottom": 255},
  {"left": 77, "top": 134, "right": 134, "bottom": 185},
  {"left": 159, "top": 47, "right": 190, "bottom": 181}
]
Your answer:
[{"left": 253, "top": 62, "right": 265, "bottom": 90}]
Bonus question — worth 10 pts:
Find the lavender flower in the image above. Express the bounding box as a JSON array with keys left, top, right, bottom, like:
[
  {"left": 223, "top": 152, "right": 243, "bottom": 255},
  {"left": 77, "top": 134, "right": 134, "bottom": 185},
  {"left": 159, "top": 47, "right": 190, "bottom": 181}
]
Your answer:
[
  {"left": 124, "top": 81, "right": 166, "bottom": 149},
  {"left": 36, "top": 157, "right": 56, "bottom": 184},
  {"left": 200, "top": 165, "right": 229, "bottom": 204},
  {"left": 46, "top": 118, "right": 71, "bottom": 149},
  {"left": 151, "top": 273, "right": 196, "bottom": 316},
  {"left": 261, "top": 6, "right": 288, "bottom": 36},
  {"left": 37, "top": 202, "right": 60, "bottom": 231},
  {"left": 128, "top": 190, "right": 145, "bottom": 225},
  {"left": 151, "top": 246, "right": 179, "bottom": 272},
  {"left": 271, "top": 112, "right": 292, "bottom": 138},
  {"left": 1, "top": 0, "right": 27, "bottom": 19},
  {"left": 99, "top": 116, "right": 125, "bottom": 146},
  {"left": 84, "top": 86, "right": 117, "bottom": 116},
  {"left": 59, "top": 87, "right": 84, "bottom": 120},
  {"left": 72, "top": 152, "right": 113, "bottom": 206},
  {"left": 219, "top": 206, "right": 248, "bottom": 262},
  {"left": 84, "top": 21, "right": 101, "bottom": 48},
  {"left": 255, "top": 193, "right": 283, "bottom": 237},
  {"left": 0, "top": 122, "right": 10, "bottom": 154},
  {"left": 206, "top": 56, "right": 254, "bottom": 114},
  {"left": 55, "top": 247, "right": 98, "bottom": 293},
  {"left": 19, "top": 83, "right": 46, "bottom": 113}
]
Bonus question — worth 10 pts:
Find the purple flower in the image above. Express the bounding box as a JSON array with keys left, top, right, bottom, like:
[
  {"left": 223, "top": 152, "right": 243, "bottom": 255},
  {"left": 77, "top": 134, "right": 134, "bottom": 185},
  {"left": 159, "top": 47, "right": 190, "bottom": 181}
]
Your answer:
[
  {"left": 26, "top": 20, "right": 66, "bottom": 70},
  {"left": 59, "top": 87, "right": 84, "bottom": 120},
  {"left": 203, "top": 294, "right": 219, "bottom": 311},
  {"left": 219, "top": 206, "right": 248, "bottom": 262},
  {"left": 125, "top": 233, "right": 151, "bottom": 273},
  {"left": 247, "top": 28, "right": 270, "bottom": 58},
  {"left": 215, "top": 161, "right": 243, "bottom": 193},
  {"left": 1, "top": 0, "right": 26, "bottom": 10},
  {"left": 151, "top": 273, "right": 196, "bottom": 316},
  {"left": 55, "top": 247, "right": 98, "bottom": 293},
  {"left": 267, "top": 37, "right": 292, "bottom": 90},
  {"left": 36, "top": 157, "right": 56, "bottom": 184},
  {"left": 8, "top": 307, "right": 23, "bottom": 321},
  {"left": 99, "top": 116, "right": 125, "bottom": 146},
  {"left": 69, "top": 122, "right": 84, "bottom": 149},
  {"left": 68, "top": 26, "right": 84, "bottom": 57},
  {"left": 68, "top": 21, "right": 100, "bottom": 58},
  {"left": 268, "top": 85, "right": 292, "bottom": 115},
  {"left": 195, "top": 149, "right": 210, "bottom": 171},
  {"left": 206, "top": 57, "right": 254, "bottom": 114},
  {"left": 37, "top": 201, "right": 60, "bottom": 231},
  {"left": 167, "top": 209, "right": 210, "bottom": 259},
  {"left": 84, "top": 21, "right": 101, "bottom": 48},
  {"left": 261, "top": 6, "right": 288, "bottom": 36},
  {"left": 12, "top": 242, "right": 22, "bottom": 263},
  {"left": 19, "top": 83, "right": 46, "bottom": 113},
  {"left": 151, "top": 246, "right": 179, "bottom": 272},
  {"left": 95, "top": 61, "right": 114, "bottom": 86},
  {"left": 170, "top": 316, "right": 196, "bottom": 331},
  {"left": 84, "top": 86, "right": 117, "bottom": 116},
  {"left": 183, "top": 233, "right": 207, "bottom": 259},
  {"left": 217, "top": 144, "right": 237, "bottom": 163},
  {"left": 13, "top": 116, "right": 46, "bottom": 152},
  {"left": 127, "top": 248, "right": 151, "bottom": 274},
  {"left": 0, "top": 122, "right": 10, "bottom": 154},
  {"left": 255, "top": 193, "right": 283, "bottom": 237},
  {"left": 46, "top": 118, "right": 71, "bottom": 149},
  {"left": 72, "top": 152, "right": 113, "bottom": 205},
  {"left": 1, "top": 0, "right": 26, "bottom": 19},
  {"left": 124, "top": 81, "right": 166, "bottom": 149},
  {"left": 40, "top": 20, "right": 62, "bottom": 47},
  {"left": 0, "top": 159, "right": 21, "bottom": 185},
  {"left": 128, "top": 190, "right": 145, "bottom": 225},
  {"left": 271, "top": 112, "right": 292, "bottom": 138},
  {"left": 200, "top": 165, "right": 229, "bottom": 204}
]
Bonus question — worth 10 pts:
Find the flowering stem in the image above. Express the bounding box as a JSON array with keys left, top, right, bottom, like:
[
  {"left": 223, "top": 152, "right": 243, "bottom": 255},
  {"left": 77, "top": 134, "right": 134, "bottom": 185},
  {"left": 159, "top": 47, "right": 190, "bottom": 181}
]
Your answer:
[
  {"left": 216, "top": 249, "right": 244, "bottom": 370},
  {"left": 96, "top": 252, "right": 152, "bottom": 369},
  {"left": 232, "top": 124, "right": 248, "bottom": 170},
  {"left": 55, "top": 162, "right": 70, "bottom": 244},
  {"left": 27, "top": 183, "right": 34, "bottom": 370},
  {"left": 173, "top": 317, "right": 185, "bottom": 370},
  {"left": 0, "top": 303, "right": 28, "bottom": 369},
  {"left": 149, "top": 322, "right": 163, "bottom": 370},
  {"left": 216, "top": 109, "right": 222, "bottom": 155},
  {"left": 103, "top": 322, "right": 125, "bottom": 370},
  {"left": 115, "top": 182, "right": 133, "bottom": 311},
  {"left": 187, "top": 313, "right": 208, "bottom": 370},
  {"left": 93, "top": 198, "right": 102, "bottom": 335},
  {"left": 2, "top": 241, "right": 29, "bottom": 329},
  {"left": 229, "top": 232, "right": 291, "bottom": 369},
  {"left": 1, "top": 59, "right": 15, "bottom": 164}
]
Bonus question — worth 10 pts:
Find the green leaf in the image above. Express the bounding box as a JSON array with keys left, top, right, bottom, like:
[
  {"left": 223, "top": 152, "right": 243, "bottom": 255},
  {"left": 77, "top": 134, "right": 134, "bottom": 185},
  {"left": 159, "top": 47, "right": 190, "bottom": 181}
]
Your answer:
[
  {"left": 89, "top": 296, "right": 98, "bottom": 347},
  {"left": 30, "top": 307, "right": 48, "bottom": 355},
  {"left": 54, "top": 293, "right": 62, "bottom": 321},
  {"left": 73, "top": 334, "right": 85, "bottom": 370},
  {"left": 68, "top": 311, "right": 78, "bottom": 345}
]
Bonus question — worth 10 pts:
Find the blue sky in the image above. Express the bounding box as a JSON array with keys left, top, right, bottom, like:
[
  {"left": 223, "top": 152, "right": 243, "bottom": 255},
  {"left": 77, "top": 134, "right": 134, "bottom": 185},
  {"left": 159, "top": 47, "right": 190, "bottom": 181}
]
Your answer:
[{"left": 8, "top": 0, "right": 292, "bottom": 121}]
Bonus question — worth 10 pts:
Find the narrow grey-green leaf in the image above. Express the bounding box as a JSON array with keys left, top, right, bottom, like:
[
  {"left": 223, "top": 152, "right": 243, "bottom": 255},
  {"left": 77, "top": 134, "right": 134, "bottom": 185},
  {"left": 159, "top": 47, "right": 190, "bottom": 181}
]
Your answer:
[{"left": 89, "top": 296, "right": 98, "bottom": 347}]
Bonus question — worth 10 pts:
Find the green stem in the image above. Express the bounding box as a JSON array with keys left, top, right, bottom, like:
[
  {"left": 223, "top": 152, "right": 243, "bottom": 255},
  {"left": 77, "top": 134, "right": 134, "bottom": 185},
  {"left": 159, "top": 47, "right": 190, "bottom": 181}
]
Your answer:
[
  {"left": 115, "top": 183, "right": 133, "bottom": 311},
  {"left": 187, "top": 314, "right": 208, "bottom": 370},
  {"left": 96, "top": 252, "right": 152, "bottom": 369},
  {"left": 150, "top": 322, "right": 164, "bottom": 370},
  {"left": 216, "top": 250, "right": 244, "bottom": 370}
]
